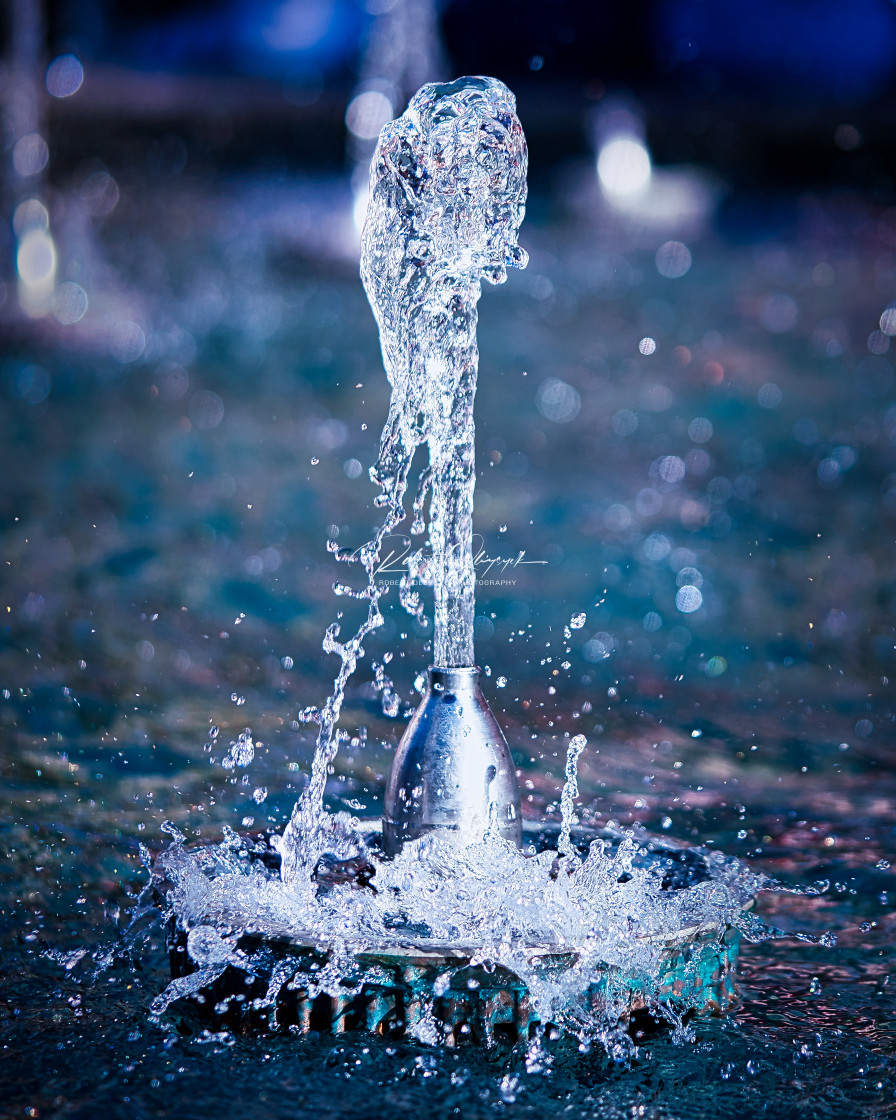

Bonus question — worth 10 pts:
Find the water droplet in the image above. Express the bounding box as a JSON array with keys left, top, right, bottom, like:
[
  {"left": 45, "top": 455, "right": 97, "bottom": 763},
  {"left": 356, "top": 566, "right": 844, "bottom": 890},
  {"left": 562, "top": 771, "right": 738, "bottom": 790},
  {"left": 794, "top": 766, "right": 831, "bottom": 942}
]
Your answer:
[
  {"left": 498, "top": 1074, "right": 519, "bottom": 1104},
  {"left": 227, "top": 729, "right": 255, "bottom": 767}
]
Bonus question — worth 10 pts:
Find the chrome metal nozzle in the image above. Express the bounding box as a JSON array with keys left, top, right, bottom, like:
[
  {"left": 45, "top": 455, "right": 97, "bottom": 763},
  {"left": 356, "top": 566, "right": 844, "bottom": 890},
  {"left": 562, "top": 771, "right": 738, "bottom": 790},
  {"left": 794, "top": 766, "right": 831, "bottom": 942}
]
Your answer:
[{"left": 382, "top": 666, "right": 522, "bottom": 856}]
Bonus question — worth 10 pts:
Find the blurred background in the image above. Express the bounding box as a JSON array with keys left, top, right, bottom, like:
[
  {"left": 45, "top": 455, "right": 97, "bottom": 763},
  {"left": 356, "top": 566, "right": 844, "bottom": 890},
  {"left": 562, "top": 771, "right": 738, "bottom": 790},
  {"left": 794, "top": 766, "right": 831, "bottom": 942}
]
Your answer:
[
  {"left": 3, "top": 2, "right": 896, "bottom": 1116},
  {"left": 3, "top": 0, "right": 896, "bottom": 834},
  {"left": 3, "top": 0, "right": 896, "bottom": 816}
]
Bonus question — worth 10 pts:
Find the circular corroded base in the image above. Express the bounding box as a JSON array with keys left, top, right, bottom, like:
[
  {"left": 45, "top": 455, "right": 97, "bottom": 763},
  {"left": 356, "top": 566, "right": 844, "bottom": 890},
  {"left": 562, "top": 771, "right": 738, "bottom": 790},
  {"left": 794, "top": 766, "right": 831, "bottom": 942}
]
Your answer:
[
  {"left": 159, "top": 824, "right": 748, "bottom": 1044},
  {"left": 168, "top": 922, "right": 742, "bottom": 1045}
]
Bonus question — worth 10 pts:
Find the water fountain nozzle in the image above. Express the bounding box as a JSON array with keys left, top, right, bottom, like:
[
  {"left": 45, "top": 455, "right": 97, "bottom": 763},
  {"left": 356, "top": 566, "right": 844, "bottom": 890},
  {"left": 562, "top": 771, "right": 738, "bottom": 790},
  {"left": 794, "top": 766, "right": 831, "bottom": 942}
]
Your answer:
[
  {"left": 382, "top": 665, "right": 522, "bottom": 855},
  {"left": 364, "top": 78, "right": 529, "bottom": 857}
]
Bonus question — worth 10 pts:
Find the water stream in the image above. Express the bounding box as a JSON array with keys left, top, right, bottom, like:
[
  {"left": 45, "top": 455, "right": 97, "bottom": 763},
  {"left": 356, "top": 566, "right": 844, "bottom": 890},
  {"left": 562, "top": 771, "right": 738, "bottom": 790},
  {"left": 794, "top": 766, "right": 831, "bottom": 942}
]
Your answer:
[{"left": 279, "top": 76, "right": 528, "bottom": 881}]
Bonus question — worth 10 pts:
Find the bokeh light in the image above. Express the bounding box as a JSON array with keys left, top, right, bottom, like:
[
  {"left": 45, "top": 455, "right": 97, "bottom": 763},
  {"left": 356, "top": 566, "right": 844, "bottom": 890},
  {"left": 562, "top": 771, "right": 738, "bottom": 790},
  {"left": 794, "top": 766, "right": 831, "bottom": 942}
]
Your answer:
[
  {"left": 345, "top": 89, "right": 394, "bottom": 140},
  {"left": 535, "top": 377, "right": 581, "bottom": 423},
  {"left": 655, "top": 241, "right": 692, "bottom": 279},
  {"left": 53, "top": 282, "right": 89, "bottom": 325},
  {"left": 13, "top": 133, "right": 49, "bottom": 178},
  {"left": 16, "top": 227, "right": 56, "bottom": 315},
  {"left": 45, "top": 54, "right": 84, "bottom": 98},
  {"left": 597, "top": 135, "right": 652, "bottom": 198}
]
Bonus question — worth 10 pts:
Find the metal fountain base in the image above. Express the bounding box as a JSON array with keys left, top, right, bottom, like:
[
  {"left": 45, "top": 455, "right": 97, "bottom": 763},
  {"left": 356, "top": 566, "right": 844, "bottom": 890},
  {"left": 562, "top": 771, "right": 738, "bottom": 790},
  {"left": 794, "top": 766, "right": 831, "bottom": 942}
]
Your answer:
[
  {"left": 168, "top": 922, "right": 742, "bottom": 1046},
  {"left": 161, "top": 824, "right": 746, "bottom": 1044}
]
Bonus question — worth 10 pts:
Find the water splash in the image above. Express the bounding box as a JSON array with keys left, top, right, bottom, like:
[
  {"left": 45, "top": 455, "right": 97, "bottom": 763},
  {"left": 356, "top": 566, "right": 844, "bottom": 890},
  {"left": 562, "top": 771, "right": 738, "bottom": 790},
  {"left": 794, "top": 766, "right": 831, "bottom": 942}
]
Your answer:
[
  {"left": 558, "top": 734, "right": 587, "bottom": 860},
  {"left": 278, "top": 77, "right": 528, "bottom": 881},
  {"left": 146, "top": 821, "right": 833, "bottom": 1051}
]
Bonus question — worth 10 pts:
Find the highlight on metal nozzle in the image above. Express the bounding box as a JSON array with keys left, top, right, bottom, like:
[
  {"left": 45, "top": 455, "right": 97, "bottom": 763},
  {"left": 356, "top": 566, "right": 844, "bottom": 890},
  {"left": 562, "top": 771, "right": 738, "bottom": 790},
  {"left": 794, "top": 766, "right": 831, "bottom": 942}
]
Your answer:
[{"left": 382, "top": 666, "right": 522, "bottom": 856}]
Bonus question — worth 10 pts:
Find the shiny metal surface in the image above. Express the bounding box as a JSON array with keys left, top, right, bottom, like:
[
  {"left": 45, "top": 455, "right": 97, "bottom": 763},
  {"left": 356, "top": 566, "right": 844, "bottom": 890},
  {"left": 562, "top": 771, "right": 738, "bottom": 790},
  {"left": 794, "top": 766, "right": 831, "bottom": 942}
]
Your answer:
[{"left": 382, "top": 666, "right": 522, "bottom": 855}]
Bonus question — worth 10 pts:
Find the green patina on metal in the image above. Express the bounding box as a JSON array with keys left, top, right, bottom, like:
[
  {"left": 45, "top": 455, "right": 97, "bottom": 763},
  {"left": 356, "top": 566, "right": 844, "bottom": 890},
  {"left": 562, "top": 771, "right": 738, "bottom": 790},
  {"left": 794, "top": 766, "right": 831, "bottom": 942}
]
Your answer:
[
  {"left": 168, "top": 921, "right": 743, "bottom": 1044},
  {"left": 160, "top": 825, "right": 748, "bottom": 1044}
]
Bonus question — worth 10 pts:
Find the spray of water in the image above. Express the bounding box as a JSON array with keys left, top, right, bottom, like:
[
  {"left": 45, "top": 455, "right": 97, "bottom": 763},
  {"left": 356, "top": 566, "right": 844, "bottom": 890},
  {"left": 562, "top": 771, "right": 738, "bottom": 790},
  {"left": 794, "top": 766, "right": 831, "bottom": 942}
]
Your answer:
[
  {"left": 147, "top": 811, "right": 838, "bottom": 1054},
  {"left": 558, "top": 734, "right": 588, "bottom": 860}
]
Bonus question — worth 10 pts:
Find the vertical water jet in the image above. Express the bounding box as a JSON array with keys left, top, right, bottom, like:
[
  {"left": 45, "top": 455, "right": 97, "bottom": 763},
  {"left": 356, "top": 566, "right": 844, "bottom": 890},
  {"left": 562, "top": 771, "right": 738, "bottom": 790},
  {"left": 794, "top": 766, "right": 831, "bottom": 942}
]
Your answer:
[
  {"left": 279, "top": 75, "right": 529, "bottom": 875},
  {"left": 360, "top": 76, "right": 528, "bottom": 853}
]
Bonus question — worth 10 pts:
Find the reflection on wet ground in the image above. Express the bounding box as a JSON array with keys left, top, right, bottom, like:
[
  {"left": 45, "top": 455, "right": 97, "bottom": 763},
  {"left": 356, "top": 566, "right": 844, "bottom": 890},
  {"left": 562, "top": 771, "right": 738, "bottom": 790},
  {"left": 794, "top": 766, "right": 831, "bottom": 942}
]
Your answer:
[{"left": 2, "top": 175, "right": 895, "bottom": 1117}]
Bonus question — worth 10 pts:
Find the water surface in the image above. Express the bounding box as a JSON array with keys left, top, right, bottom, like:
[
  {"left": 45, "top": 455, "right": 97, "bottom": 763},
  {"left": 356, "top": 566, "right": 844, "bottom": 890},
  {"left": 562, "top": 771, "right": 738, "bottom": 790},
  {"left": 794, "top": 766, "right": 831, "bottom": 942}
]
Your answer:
[{"left": 2, "top": 174, "right": 895, "bottom": 1117}]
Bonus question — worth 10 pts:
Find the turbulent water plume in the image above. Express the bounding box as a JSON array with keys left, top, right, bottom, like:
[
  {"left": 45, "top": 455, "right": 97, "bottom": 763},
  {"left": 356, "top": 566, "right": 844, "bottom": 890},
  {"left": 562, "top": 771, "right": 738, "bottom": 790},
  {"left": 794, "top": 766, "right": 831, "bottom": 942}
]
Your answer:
[
  {"left": 362, "top": 75, "right": 528, "bottom": 668},
  {"left": 279, "top": 77, "right": 528, "bottom": 880}
]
